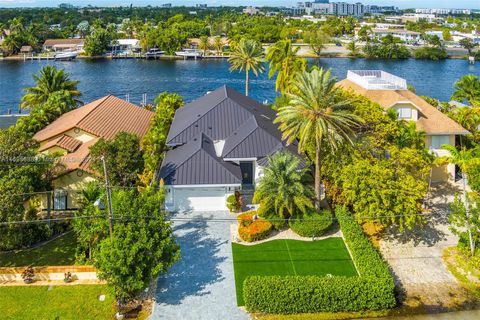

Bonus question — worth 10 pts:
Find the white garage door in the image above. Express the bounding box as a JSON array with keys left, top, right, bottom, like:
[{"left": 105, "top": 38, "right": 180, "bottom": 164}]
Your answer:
[{"left": 172, "top": 187, "right": 228, "bottom": 212}]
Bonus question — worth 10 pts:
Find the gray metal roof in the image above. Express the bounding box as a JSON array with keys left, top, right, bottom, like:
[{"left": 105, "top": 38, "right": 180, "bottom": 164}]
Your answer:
[
  {"left": 160, "top": 86, "right": 303, "bottom": 186},
  {"left": 159, "top": 132, "right": 242, "bottom": 186},
  {"left": 166, "top": 86, "right": 281, "bottom": 145}
]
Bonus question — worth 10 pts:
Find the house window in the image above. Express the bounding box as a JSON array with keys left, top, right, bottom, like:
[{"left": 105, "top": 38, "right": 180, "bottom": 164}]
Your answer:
[
  {"left": 397, "top": 107, "right": 412, "bottom": 119},
  {"left": 53, "top": 190, "right": 67, "bottom": 210},
  {"left": 431, "top": 135, "right": 450, "bottom": 149}
]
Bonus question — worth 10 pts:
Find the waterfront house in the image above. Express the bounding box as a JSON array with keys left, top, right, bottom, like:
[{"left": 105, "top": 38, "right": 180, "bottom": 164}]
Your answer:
[
  {"left": 110, "top": 39, "right": 141, "bottom": 54},
  {"left": 188, "top": 37, "right": 229, "bottom": 51},
  {"left": 33, "top": 95, "right": 153, "bottom": 210},
  {"left": 158, "top": 86, "right": 300, "bottom": 212},
  {"left": 43, "top": 39, "right": 85, "bottom": 53},
  {"left": 338, "top": 70, "right": 469, "bottom": 182},
  {"left": 369, "top": 29, "right": 421, "bottom": 44}
]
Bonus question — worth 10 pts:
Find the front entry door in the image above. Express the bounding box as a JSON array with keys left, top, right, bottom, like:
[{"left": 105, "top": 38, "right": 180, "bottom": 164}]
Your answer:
[{"left": 239, "top": 162, "right": 254, "bottom": 186}]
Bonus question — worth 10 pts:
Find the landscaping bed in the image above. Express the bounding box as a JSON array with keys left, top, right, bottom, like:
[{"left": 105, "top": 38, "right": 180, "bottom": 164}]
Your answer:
[
  {"left": 232, "top": 237, "right": 357, "bottom": 306},
  {"left": 0, "top": 232, "right": 77, "bottom": 267},
  {"left": 0, "top": 285, "right": 114, "bottom": 320},
  {"left": 240, "top": 206, "right": 396, "bottom": 314}
]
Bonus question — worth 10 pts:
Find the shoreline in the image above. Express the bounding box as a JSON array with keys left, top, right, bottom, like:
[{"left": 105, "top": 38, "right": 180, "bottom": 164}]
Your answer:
[{"left": 0, "top": 53, "right": 472, "bottom": 61}]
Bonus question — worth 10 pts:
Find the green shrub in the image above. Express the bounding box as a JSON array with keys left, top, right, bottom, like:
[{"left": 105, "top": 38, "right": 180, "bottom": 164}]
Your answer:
[
  {"left": 413, "top": 47, "right": 447, "bottom": 60},
  {"left": 289, "top": 209, "right": 333, "bottom": 237},
  {"left": 243, "top": 206, "right": 396, "bottom": 313},
  {"left": 258, "top": 208, "right": 285, "bottom": 230},
  {"left": 226, "top": 193, "right": 242, "bottom": 213},
  {"left": 237, "top": 211, "right": 273, "bottom": 242},
  {"left": 244, "top": 275, "right": 395, "bottom": 313}
]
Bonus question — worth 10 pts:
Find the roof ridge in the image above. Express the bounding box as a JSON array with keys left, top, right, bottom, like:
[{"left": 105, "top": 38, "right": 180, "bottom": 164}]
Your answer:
[
  {"left": 77, "top": 95, "right": 111, "bottom": 124},
  {"left": 222, "top": 116, "right": 258, "bottom": 157},
  {"left": 164, "top": 133, "right": 205, "bottom": 176},
  {"left": 167, "top": 95, "right": 229, "bottom": 143}
]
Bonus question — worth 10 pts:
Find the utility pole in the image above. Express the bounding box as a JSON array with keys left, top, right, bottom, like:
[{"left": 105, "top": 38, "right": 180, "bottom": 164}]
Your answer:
[{"left": 101, "top": 155, "right": 114, "bottom": 239}]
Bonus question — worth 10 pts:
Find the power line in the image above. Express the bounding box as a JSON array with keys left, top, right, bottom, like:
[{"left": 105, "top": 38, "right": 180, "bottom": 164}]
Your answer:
[{"left": 0, "top": 211, "right": 440, "bottom": 226}]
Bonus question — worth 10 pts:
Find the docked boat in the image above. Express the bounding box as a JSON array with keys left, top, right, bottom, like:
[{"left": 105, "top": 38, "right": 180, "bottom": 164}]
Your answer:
[
  {"left": 54, "top": 51, "right": 78, "bottom": 61},
  {"left": 175, "top": 49, "right": 203, "bottom": 59},
  {"left": 145, "top": 48, "right": 165, "bottom": 59}
]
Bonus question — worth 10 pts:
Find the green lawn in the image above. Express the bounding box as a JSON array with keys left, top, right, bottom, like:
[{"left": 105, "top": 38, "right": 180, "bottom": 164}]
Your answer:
[
  {"left": 232, "top": 238, "right": 358, "bottom": 306},
  {"left": 0, "top": 232, "right": 77, "bottom": 267},
  {"left": 0, "top": 285, "right": 114, "bottom": 320}
]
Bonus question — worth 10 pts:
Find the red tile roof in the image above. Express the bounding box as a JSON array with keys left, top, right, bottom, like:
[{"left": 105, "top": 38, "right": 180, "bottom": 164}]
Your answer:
[
  {"left": 38, "top": 135, "right": 82, "bottom": 153},
  {"left": 33, "top": 95, "right": 154, "bottom": 176},
  {"left": 33, "top": 95, "right": 154, "bottom": 142}
]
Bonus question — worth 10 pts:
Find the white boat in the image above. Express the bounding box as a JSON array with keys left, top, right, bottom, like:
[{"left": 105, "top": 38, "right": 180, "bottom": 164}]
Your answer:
[
  {"left": 175, "top": 49, "right": 203, "bottom": 59},
  {"left": 145, "top": 48, "right": 165, "bottom": 59},
  {"left": 54, "top": 51, "right": 78, "bottom": 61}
]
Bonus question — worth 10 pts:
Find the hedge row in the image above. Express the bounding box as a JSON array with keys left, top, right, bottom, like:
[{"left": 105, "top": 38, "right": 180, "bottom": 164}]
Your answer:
[
  {"left": 243, "top": 206, "right": 396, "bottom": 314},
  {"left": 289, "top": 209, "right": 333, "bottom": 237}
]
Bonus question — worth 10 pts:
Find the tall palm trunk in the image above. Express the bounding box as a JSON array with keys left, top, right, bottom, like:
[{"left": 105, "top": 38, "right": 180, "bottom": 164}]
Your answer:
[
  {"left": 462, "top": 171, "right": 475, "bottom": 256},
  {"left": 315, "top": 142, "right": 322, "bottom": 210},
  {"left": 245, "top": 66, "right": 250, "bottom": 96}
]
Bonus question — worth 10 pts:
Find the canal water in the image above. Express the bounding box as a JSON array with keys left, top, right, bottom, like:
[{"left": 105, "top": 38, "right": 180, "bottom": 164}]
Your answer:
[{"left": 0, "top": 58, "right": 478, "bottom": 113}]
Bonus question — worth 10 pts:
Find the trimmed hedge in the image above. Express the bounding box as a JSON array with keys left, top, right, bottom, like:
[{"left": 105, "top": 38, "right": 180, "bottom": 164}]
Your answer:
[
  {"left": 237, "top": 211, "right": 273, "bottom": 242},
  {"left": 289, "top": 209, "right": 333, "bottom": 237},
  {"left": 243, "top": 206, "right": 396, "bottom": 314}
]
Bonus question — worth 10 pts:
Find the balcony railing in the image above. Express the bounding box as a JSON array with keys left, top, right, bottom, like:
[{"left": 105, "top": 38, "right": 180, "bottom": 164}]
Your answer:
[{"left": 347, "top": 70, "right": 407, "bottom": 90}]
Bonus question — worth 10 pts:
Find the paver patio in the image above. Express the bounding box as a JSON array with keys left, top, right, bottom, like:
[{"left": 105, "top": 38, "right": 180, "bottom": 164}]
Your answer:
[{"left": 151, "top": 211, "right": 248, "bottom": 320}]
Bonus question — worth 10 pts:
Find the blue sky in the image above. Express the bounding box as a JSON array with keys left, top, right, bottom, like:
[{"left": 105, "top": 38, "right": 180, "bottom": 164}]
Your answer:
[{"left": 0, "top": 0, "right": 479, "bottom": 9}]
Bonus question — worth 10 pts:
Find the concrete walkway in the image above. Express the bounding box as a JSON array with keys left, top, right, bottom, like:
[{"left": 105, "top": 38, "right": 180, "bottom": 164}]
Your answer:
[{"left": 150, "top": 211, "right": 248, "bottom": 320}]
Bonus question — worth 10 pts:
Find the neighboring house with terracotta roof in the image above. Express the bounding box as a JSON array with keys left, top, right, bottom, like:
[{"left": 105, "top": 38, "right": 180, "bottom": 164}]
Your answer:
[
  {"left": 337, "top": 70, "right": 469, "bottom": 182},
  {"left": 42, "top": 38, "right": 85, "bottom": 53},
  {"left": 158, "top": 86, "right": 301, "bottom": 212},
  {"left": 33, "top": 95, "right": 154, "bottom": 210}
]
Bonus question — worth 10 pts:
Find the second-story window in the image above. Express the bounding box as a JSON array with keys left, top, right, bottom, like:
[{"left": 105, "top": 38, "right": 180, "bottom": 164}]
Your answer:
[{"left": 397, "top": 107, "right": 412, "bottom": 120}]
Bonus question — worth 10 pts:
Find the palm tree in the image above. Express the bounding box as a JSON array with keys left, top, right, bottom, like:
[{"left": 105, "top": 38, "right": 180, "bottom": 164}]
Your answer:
[
  {"left": 213, "top": 36, "right": 223, "bottom": 56},
  {"left": 347, "top": 40, "right": 360, "bottom": 57},
  {"left": 266, "top": 39, "right": 306, "bottom": 95},
  {"left": 21, "top": 65, "right": 81, "bottom": 109},
  {"left": 199, "top": 36, "right": 210, "bottom": 57},
  {"left": 274, "top": 68, "right": 364, "bottom": 208},
  {"left": 253, "top": 152, "right": 314, "bottom": 220},
  {"left": 9, "top": 17, "right": 24, "bottom": 33},
  {"left": 228, "top": 38, "right": 265, "bottom": 96},
  {"left": 451, "top": 75, "right": 480, "bottom": 105},
  {"left": 442, "top": 144, "right": 480, "bottom": 256}
]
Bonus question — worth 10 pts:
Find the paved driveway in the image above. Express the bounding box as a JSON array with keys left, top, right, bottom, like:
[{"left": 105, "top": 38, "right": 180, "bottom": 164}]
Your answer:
[
  {"left": 380, "top": 183, "right": 459, "bottom": 286},
  {"left": 379, "top": 183, "right": 466, "bottom": 309},
  {"left": 150, "top": 211, "right": 248, "bottom": 320}
]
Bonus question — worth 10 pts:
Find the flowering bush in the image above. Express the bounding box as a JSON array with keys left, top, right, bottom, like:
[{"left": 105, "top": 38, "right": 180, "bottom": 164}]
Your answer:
[{"left": 237, "top": 211, "right": 273, "bottom": 242}]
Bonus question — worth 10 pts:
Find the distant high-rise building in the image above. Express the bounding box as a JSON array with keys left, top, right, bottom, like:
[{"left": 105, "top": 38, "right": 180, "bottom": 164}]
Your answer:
[
  {"left": 329, "top": 2, "right": 364, "bottom": 16},
  {"left": 415, "top": 8, "right": 471, "bottom": 15},
  {"left": 365, "top": 5, "right": 399, "bottom": 14},
  {"left": 58, "top": 3, "right": 74, "bottom": 9}
]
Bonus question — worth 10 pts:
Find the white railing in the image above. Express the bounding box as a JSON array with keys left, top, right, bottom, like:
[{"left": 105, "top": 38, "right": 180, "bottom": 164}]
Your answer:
[{"left": 347, "top": 70, "right": 407, "bottom": 90}]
